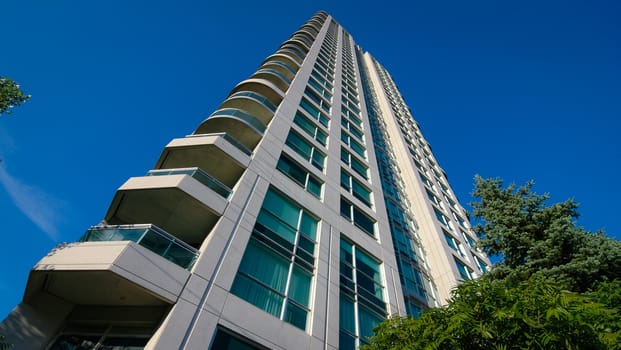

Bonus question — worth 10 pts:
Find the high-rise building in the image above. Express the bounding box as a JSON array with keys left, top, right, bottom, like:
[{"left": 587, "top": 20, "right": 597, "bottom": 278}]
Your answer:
[{"left": 1, "top": 11, "right": 490, "bottom": 350}]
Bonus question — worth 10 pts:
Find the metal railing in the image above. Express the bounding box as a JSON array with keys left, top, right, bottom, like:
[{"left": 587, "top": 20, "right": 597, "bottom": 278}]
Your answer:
[
  {"left": 147, "top": 167, "right": 231, "bottom": 198},
  {"left": 209, "top": 108, "right": 266, "bottom": 133},
  {"left": 228, "top": 91, "right": 278, "bottom": 112},
  {"left": 80, "top": 224, "right": 198, "bottom": 270},
  {"left": 187, "top": 132, "right": 252, "bottom": 156}
]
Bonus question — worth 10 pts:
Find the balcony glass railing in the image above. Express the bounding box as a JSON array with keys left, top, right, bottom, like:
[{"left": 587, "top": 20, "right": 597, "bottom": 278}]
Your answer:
[
  {"left": 80, "top": 224, "right": 198, "bottom": 269},
  {"left": 209, "top": 108, "right": 267, "bottom": 133},
  {"left": 255, "top": 68, "right": 292, "bottom": 85},
  {"left": 147, "top": 167, "right": 231, "bottom": 198},
  {"left": 228, "top": 91, "right": 277, "bottom": 112},
  {"left": 187, "top": 132, "right": 252, "bottom": 156},
  {"left": 277, "top": 48, "right": 305, "bottom": 63},
  {"left": 262, "top": 59, "right": 298, "bottom": 78}
]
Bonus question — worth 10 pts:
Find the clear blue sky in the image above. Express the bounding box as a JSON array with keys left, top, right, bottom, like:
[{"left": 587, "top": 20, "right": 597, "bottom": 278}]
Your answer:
[{"left": 0, "top": 0, "right": 619, "bottom": 318}]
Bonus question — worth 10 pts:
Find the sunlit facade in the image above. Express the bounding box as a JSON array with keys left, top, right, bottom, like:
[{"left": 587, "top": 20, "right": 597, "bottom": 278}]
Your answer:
[{"left": 1, "top": 11, "right": 489, "bottom": 349}]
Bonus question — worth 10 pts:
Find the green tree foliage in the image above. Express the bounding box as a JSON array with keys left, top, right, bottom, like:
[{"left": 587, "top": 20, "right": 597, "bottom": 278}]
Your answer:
[
  {"left": 364, "top": 177, "right": 621, "bottom": 350},
  {"left": 471, "top": 176, "right": 621, "bottom": 292},
  {"left": 363, "top": 277, "right": 620, "bottom": 350},
  {"left": 0, "top": 76, "right": 30, "bottom": 116}
]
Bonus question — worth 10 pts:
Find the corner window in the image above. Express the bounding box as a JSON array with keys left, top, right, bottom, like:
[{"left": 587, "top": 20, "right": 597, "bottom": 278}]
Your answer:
[{"left": 232, "top": 188, "right": 319, "bottom": 330}]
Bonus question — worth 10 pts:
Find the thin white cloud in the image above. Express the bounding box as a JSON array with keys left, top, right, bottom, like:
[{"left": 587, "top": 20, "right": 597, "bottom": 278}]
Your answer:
[
  {"left": 0, "top": 127, "right": 17, "bottom": 154},
  {"left": 0, "top": 162, "right": 63, "bottom": 241}
]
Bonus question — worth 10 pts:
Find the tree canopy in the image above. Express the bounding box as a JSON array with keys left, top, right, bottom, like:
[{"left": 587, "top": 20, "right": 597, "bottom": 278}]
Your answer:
[
  {"left": 471, "top": 176, "right": 621, "bottom": 292},
  {"left": 363, "top": 177, "right": 621, "bottom": 350},
  {"left": 364, "top": 277, "right": 620, "bottom": 350},
  {"left": 0, "top": 76, "right": 30, "bottom": 116}
]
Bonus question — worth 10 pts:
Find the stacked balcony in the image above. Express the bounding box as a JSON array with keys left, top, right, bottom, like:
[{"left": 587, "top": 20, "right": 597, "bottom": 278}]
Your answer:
[
  {"left": 1, "top": 11, "right": 330, "bottom": 348},
  {"left": 104, "top": 132, "right": 251, "bottom": 248},
  {"left": 7, "top": 128, "right": 254, "bottom": 350},
  {"left": 17, "top": 132, "right": 251, "bottom": 315},
  {"left": 195, "top": 24, "right": 314, "bottom": 152}
]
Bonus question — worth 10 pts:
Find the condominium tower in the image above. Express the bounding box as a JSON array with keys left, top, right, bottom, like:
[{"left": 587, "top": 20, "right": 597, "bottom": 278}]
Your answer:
[{"left": 1, "top": 11, "right": 490, "bottom": 350}]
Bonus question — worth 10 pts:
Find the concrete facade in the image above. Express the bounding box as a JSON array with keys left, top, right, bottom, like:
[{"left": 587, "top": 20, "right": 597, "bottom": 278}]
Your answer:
[{"left": 1, "top": 11, "right": 490, "bottom": 350}]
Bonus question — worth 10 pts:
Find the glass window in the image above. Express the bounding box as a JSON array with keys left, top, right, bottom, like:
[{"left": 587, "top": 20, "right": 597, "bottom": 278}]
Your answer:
[
  {"left": 341, "top": 148, "right": 368, "bottom": 180},
  {"left": 341, "top": 132, "right": 366, "bottom": 158},
  {"left": 474, "top": 255, "right": 489, "bottom": 272},
  {"left": 210, "top": 328, "right": 264, "bottom": 350},
  {"left": 342, "top": 90, "right": 359, "bottom": 106},
  {"left": 433, "top": 207, "right": 450, "bottom": 227},
  {"left": 343, "top": 100, "right": 360, "bottom": 115},
  {"left": 300, "top": 98, "right": 329, "bottom": 127},
  {"left": 305, "top": 87, "right": 330, "bottom": 112},
  {"left": 308, "top": 77, "right": 332, "bottom": 99},
  {"left": 444, "top": 230, "right": 458, "bottom": 251},
  {"left": 311, "top": 69, "right": 333, "bottom": 90},
  {"left": 340, "top": 197, "right": 375, "bottom": 237},
  {"left": 286, "top": 130, "right": 326, "bottom": 170},
  {"left": 455, "top": 258, "right": 473, "bottom": 280},
  {"left": 462, "top": 231, "right": 477, "bottom": 249},
  {"left": 452, "top": 210, "right": 467, "bottom": 228},
  {"left": 277, "top": 154, "right": 322, "bottom": 197},
  {"left": 443, "top": 229, "right": 465, "bottom": 257},
  {"left": 294, "top": 112, "right": 327, "bottom": 146},
  {"left": 339, "top": 238, "right": 386, "bottom": 349},
  {"left": 446, "top": 196, "right": 459, "bottom": 210},
  {"left": 419, "top": 173, "right": 434, "bottom": 189},
  {"left": 341, "top": 169, "right": 372, "bottom": 207},
  {"left": 342, "top": 106, "right": 362, "bottom": 127},
  {"left": 232, "top": 188, "right": 319, "bottom": 330},
  {"left": 341, "top": 119, "right": 364, "bottom": 141}
]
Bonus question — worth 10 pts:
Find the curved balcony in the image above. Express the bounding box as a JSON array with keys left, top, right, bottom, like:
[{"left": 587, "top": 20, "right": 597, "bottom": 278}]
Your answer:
[
  {"left": 287, "top": 32, "right": 313, "bottom": 53},
  {"left": 277, "top": 48, "right": 304, "bottom": 65},
  {"left": 294, "top": 30, "right": 315, "bottom": 41},
  {"left": 218, "top": 91, "right": 276, "bottom": 124},
  {"left": 262, "top": 53, "right": 300, "bottom": 74},
  {"left": 310, "top": 15, "right": 325, "bottom": 23},
  {"left": 300, "top": 24, "right": 319, "bottom": 37},
  {"left": 260, "top": 61, "right": 297, "bottom": 81},
  {"left": 251, "top": 68, "right": 291, "bottom": 92},
  {"left": 281, "top": 41, "right": 308, "bottom": 56},
  {"left": 195, "top": 108, "right": 266, "bottom": 150},
  {"left": 104, "top": 170, "right": 227, "bottom": 247},
  {"left": 154, "top": 133, "right": 250, "bottom": 188},
  {"left": 299, "top": 25, "right": 318, "bottom": 35},
  {"left": 227, "top": 91, "right": 277, "bottom": 112},
  {"left": 306, "top": 20, "right": 323, "bottom": 33},
  {"left": 229, "top": 78, "right": 285, "bottom": 107}
]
